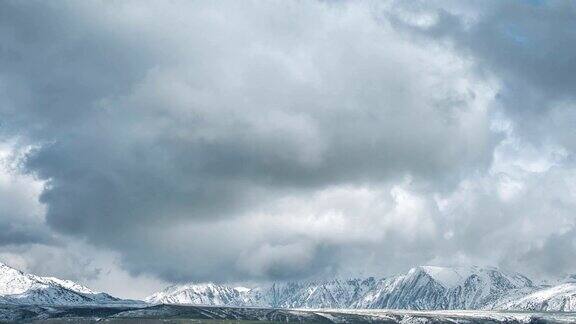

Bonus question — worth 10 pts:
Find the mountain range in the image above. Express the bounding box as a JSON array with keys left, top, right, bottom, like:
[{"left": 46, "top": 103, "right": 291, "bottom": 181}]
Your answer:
[
  {"left": 145, "top": 266, "right": 576, "bottom": 312},
  {"left": 0, "top": 261, "right": 574, "bottom": 312}
]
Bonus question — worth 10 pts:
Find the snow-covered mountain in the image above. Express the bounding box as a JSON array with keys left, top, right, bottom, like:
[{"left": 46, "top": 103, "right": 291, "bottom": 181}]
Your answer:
[
  {"left": 0, "top": 262, "right": 118, "bottom": 305},
  {"left": 145, "top": 282, "right": 256, "bottom": 306},
  {"left": 146, "top": 278, "right": 378, "bottom": 308},
  {"left": 4, "top": 260, "right": 574, "bottom": 312},
  {"left": 355, "top": 266, "right": 536, "bottom": 310},
  {"left": 145, "top": 266, "right": 540, "bottom": 310}
]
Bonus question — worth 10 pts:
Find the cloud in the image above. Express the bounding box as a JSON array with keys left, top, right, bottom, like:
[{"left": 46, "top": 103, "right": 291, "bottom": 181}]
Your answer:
[
  {"left": 0, "top": 0, "right": 575, "bottom": 293},
  {"left": 388, "top": 0, "right": 576, "bottom": 149},
  {"left": 0, "top": 1, "right": 498, "bottom": 282},
  {"left": 0, "top": 141, "right": 51, "bottom": 246},
  {"left": 520, "top": 228, "right": 576, "bottom": 277}
]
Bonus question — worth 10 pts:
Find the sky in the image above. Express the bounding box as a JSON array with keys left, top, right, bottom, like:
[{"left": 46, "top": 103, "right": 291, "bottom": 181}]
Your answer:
[{"left": 0, "top": 0, "right": 576, "bottom": 299}]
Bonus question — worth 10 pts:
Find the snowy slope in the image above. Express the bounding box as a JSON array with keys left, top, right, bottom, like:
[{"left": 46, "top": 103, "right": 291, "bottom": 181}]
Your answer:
[
  {"left": 0, "top": 262, "right": 118, "bottom": 305},
  {"left": 256, "top": 278, "right": 377, "bottom": 308},
  {"left": 145, "top": 266, "right": 538, "bottom": 310},
  {"left": 500, "top": 282, "right": 576, "bottom": 311}
]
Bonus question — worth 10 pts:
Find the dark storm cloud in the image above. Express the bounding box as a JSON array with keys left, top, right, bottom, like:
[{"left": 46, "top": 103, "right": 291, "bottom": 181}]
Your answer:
[
  {"left": 390, "top": 1, "right": 576, "bottom": 95},
  {"left": 520, "top": 227, "right": 576, "bottom": 276},
  {"left": 0, "top": 1, "right": 497, "bottom": 282},
  {"left": 1, "top": 0, "right": 575, "bottom": 286},
  {"left": 0, "top": 222, "right": 50, "bottom": 245},
  {"left": 388, "top": 0, "right": 576, "bottom": 148},
  {"left": 0, "top": 2, "right": 156, "bottom": 137}
]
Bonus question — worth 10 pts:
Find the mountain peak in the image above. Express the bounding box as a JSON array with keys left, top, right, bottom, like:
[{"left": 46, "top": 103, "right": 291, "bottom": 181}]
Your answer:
[
  {"left": 408, "top": 265, "right": 468, "bottom": 289},
  {"left": 0, "top": 260, "right": 118, "bottom": 305},
  {"left": 0, "top": 261, "right": 24, "bottom": 274},
  {"left": 144, "top": 281, "right": 254, "bottom": 306}
]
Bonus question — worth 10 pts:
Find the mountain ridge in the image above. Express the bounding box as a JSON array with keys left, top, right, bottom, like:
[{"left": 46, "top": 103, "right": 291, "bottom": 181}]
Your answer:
[
  {"left": 2, "top": 261, "right": 574, "bottom": 312},
  {"left": 147, "top": 265, "right": 568, "bottom": 311},
  {"left": 0, "top": 262, "right": 119, "bottom": 305}
]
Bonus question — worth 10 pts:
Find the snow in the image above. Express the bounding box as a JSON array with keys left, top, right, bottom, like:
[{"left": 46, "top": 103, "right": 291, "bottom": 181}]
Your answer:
[
  {"left": 527, "top": 283, "right": 576, "bottom": 300},
  {"left": 0, "top": 263, "right": 38, "bottom": 295},
  {"left": 36, "top": 277, "right": 98, "bottom": 294},
  {"left": 234, "top": 286, "right": 251, "bottom": 293},
  {"left": 0, "top": 261, "right": 118, "bottom": 305},
  {"left": 145, "top": 266, "right": 542, "bottom": 311},
  {"left": 3, "top": 260, "right": 574, "bottom": 313},
  {"left": 417, "top": 266, "right": 466, "bottom": 289},
  {"left": 501, "top": 282, "right": 576, "bottom": 311},
  {"left": 145, "top": 281, "right": 257, "bottom": 306}
]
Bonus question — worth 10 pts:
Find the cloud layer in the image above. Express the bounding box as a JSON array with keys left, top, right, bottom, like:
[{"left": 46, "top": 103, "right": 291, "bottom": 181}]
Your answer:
[{"left": 0, "top": 0, "right": 575, "bottom": 296}]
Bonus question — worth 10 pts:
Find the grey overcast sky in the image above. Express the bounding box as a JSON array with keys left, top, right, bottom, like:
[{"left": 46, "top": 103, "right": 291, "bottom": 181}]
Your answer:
[{"left": 1, "top": 0, "right": 576, "bottom": 299}]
